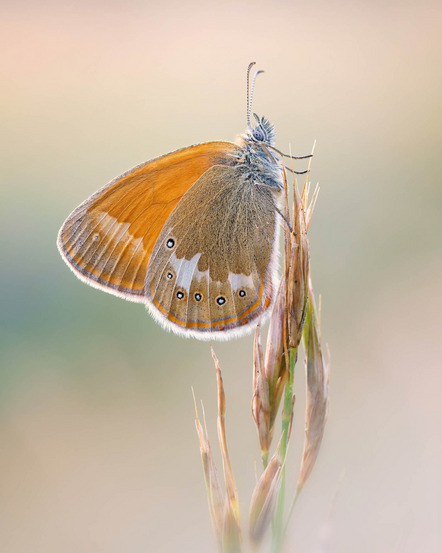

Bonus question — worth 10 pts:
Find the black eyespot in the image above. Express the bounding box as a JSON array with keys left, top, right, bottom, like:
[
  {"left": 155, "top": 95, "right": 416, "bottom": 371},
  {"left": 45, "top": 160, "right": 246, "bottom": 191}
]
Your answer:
[
  {"left": 239, "top": 290, "right": 246, "bottom": 297},
  {"left": 167, "top": 272, "right": 174, "bottom": 280},
  {"left": 166, "top": 238, "right": 175, "bottom": 249},
  {"left": 176, "top": 290, "right": 185, "bottom": 300},
  {"left": 194, "top": 293, "right": 202, "bottom": 302},
  {"left": 253, "top": 128, "right": 265, "bottom": 141},
  {"left": 216, "top": 296, "right": 226, "bottom": 306}
]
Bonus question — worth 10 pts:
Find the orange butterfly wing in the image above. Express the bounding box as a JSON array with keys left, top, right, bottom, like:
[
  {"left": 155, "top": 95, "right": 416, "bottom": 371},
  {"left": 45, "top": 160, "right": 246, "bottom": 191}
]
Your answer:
[{"left": 57, "top": 141, "right": 238, "bottom": 300}]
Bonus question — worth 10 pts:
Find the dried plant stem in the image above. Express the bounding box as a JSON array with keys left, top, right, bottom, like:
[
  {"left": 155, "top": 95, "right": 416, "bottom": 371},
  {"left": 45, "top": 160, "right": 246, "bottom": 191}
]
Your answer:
[{"left": 272, "top": 347, "right": 296, "bottom": 552}]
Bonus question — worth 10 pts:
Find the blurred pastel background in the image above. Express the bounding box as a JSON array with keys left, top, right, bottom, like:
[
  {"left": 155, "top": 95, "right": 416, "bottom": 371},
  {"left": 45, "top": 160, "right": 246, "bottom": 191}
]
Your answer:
[{"left": 1, "top": 1, "right": 441, "bottom": 552}]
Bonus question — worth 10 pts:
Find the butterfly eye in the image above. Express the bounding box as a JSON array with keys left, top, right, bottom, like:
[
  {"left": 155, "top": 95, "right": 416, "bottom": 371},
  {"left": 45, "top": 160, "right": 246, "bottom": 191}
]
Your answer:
[
  {"left": 166, "top": 238, "right": 175, "bottom": 249},
  {"left": 239, "top": 289, "right": 246, "bottom": 297},
  {"left": 252, "top": 127, "right": 265, "bottom": 141},
  {"left": 176, "top": 290, "right": 185, "bottom": 300},
  {"left": 216, "top": 296, "right": 226, "bottom": 306}
]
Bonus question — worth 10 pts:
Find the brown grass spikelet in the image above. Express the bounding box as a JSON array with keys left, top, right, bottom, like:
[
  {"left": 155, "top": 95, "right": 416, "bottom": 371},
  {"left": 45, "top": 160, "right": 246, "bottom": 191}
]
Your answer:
[
  {"left": 252, "top": 278, "right": 292, "bottom": 463},
  {"left": 193, "top": 351, "right": 243, "bottom": 552},
  {"left": 249, "top": 450, "right": 283, "bottom": 544},
  {"left": 285, "top": 172, "right": 310, "bottom": 351},
  {"left": 213, "top": 349, "right": 240, "bottom": 523},
  {"left": 297, "top": 279, "right": 330, "bottom": 491},
  {"left": 193, "top": 392, "right": 225, "bottom": 547},
  {"left": 252, "top": 324, "right": 272, "bottom": 463},
  {"left": 222, "top": 503, "right": 243, "bottom": 553},
  {"left": 212, "top": 349, "right": 242, "bottom": 551},
  {"left": 264, "top": 279, "right": 288, "bottom": 423}
]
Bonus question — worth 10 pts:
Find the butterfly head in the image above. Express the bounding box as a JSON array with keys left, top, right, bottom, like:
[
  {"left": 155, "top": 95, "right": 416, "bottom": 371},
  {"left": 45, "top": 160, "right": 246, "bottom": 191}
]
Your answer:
[{"left": 249, "top": 113, "right": 276, "bottom": 146}]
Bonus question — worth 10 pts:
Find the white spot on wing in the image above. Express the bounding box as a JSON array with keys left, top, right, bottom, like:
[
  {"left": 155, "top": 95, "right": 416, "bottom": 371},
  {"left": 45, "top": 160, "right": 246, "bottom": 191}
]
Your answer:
[
  {"left": 168, "top": 255, "right": 255, "bottom": 293},
  {"left": 94, "top": 211, "right": 145, "bottom": 252},
  {"left": 194, "top": 266, "right": 210, "bottom": 283},
  {"left": 169, "top": 252, "right": 202, "bottom": 292},
  {"left": 228, "top": 271, "right": 255, "bottom": 291}
]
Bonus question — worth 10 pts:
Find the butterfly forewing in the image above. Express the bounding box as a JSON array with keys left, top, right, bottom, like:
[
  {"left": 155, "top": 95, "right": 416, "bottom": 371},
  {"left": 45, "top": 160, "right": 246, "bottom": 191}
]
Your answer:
[
  {"left": 58, "top": 142, "right": 238, "bottom": 300},
  {"left": 147, "top": 164, "right": 277, "bottom": 336}
]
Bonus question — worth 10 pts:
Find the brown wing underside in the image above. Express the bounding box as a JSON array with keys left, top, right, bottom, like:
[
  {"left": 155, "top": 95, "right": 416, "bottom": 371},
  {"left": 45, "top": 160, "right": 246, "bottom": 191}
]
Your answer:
[
  {"left": 147, "top": 164, "right": 277, "bottom": 332},
  {"left": 57, "top": 142, "right": 238, "bottom": 298}
]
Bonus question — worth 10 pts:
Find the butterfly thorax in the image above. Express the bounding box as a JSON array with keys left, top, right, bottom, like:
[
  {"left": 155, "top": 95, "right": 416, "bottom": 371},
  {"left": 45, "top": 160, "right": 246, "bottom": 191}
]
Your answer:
[{"left": 234, "top": 115, "right": 284, "bottom": 192}]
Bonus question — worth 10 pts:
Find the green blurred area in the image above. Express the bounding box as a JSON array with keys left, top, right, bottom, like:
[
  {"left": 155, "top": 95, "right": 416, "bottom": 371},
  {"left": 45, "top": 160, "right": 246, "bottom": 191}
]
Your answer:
[{"left": 1, "top": 1, "right": 441, "bottom": 552}]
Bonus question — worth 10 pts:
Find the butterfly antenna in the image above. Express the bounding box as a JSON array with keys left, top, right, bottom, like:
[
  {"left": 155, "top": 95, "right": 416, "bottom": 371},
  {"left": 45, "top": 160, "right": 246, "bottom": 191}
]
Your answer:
[
  {"left": 248, "top": 69, "right": 264, "bottom": 127},
  {"left": 246, "top": 62, "right": 256, "bottom": 128}
]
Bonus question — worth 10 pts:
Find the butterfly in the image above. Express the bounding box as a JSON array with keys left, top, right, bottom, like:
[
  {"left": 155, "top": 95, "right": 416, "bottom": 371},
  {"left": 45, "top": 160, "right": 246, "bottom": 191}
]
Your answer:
[{"left": 57, "top": 63, "right": 311, "bottom": 340}]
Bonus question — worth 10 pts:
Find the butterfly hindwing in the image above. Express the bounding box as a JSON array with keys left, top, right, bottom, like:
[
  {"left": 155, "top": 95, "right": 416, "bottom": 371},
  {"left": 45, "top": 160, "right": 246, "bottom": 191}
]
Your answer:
[{"left": 147, "top": 164, "right": 278, "bottom": 337}]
